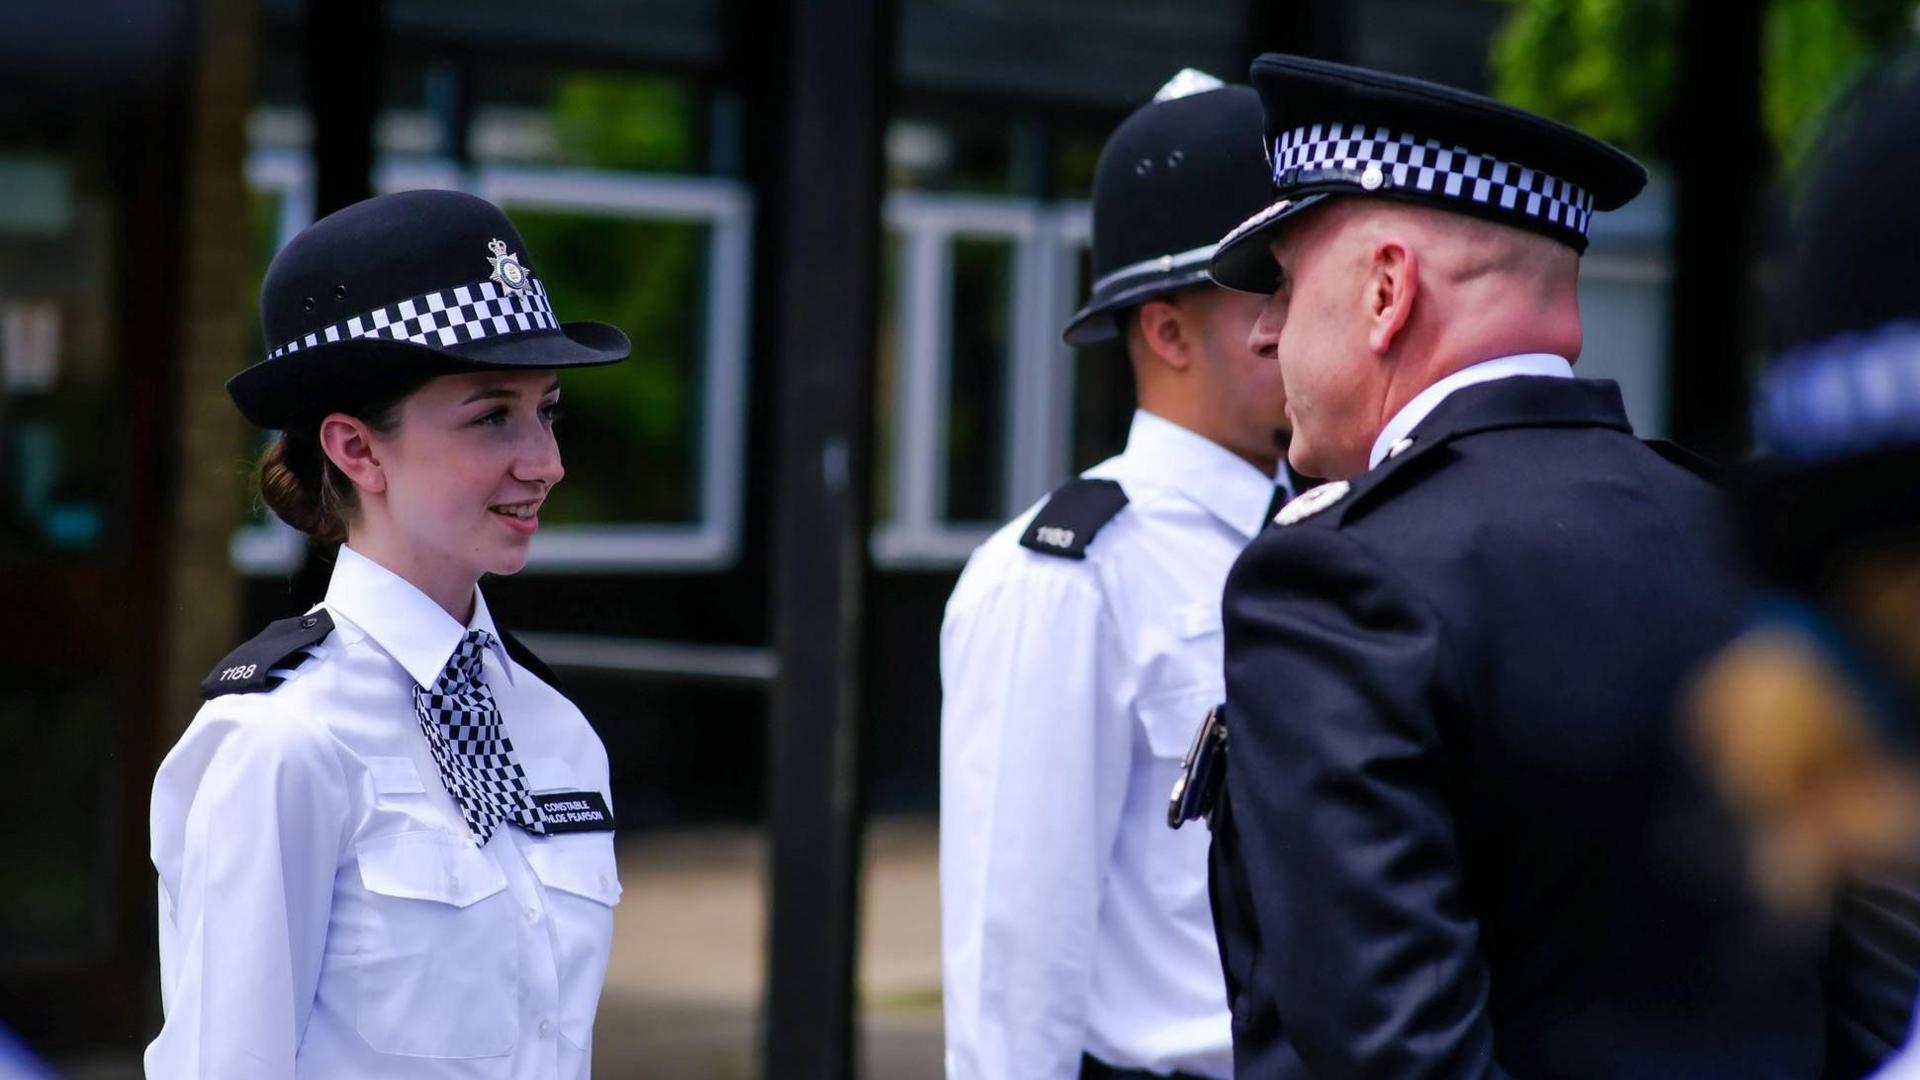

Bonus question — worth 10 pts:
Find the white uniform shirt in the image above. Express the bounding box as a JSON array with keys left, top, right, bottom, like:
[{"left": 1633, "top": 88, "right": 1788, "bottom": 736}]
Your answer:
[
  {"left": 940, "top": 410, "right": 1283, "bottom": 1080},
  {"left": 147, "top": 545, "right": 621, "bottom": 1079}
]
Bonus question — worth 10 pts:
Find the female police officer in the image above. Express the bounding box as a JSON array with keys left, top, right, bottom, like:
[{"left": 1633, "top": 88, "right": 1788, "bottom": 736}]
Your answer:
[{"left": 146, "top": 189, "right": 629, "bottom": 1078}]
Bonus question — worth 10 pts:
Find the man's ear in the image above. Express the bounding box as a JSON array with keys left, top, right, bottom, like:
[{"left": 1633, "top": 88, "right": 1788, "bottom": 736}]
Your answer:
[
  {"left": 1134, "top": 297, "right": 1194, "bottom": 372},
  {"left": 1365, "top": 239, "right": 1418, "bottom": 355},
  {"left": 318, "top": 413, "right": 386, "bottom": 496}
]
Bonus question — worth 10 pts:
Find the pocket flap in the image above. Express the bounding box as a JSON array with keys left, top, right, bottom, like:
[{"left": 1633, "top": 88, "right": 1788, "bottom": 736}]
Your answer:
[
  {"left": 356, "top": 830, "right": 507, "bottom": 907},
  {"left": 1175, "top": 601, "right": 1223, "bottom": 640},
  {"left": 1137, "top": 683, "right": 1224, "bottom": 759},
  {"left": 526, "top": 834, "right": 622, "bottom": 907},
  {"left": 365, "top": 755, "right": 426, "bottom": 795}
]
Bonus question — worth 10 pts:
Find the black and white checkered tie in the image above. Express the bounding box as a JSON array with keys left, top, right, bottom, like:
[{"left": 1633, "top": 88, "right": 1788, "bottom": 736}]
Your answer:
[{"left": 413, "top": 629, "right": 547, "bottom": 846}]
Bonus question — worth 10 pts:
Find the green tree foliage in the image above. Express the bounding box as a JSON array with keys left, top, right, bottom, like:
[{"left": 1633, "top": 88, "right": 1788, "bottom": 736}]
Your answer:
[
  {"left": 520, "top": 75, "right": 706, "bottom": 526},
  {"left": 1490, "top": 0, "right": 1683, "bottom": 155},
  {"left": 1763, "top": 0, "right": 1916, "bottom": 167},
  {"left": 1491, "top": 0, "right": 1918, "bottom": 170}
]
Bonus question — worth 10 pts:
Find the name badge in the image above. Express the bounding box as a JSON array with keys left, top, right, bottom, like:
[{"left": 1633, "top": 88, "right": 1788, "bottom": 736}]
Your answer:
[{"left": 534, "top": 790, "right": 616, "bottom": 833}]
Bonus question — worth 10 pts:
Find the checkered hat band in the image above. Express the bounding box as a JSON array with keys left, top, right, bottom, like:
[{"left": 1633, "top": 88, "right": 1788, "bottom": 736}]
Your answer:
[
  {"left": 1757, "top": 319, "right": 1920, "bottom": 462},
  {"left": 267, "top": 276, "right": 558, "bottom": 361},
  {"left": 1272, "top": 123, "right": 1596, "bottom": 236}
]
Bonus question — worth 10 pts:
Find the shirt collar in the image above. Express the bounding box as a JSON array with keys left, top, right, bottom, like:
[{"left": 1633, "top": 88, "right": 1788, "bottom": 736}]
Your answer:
[
  {"left": 1368, "top": 353, "right": 1574, "bottom": 469},
  {"left": 324, "top": 545, "right": 514, "bottom": 689},
  {"left": 1124, "top": 409, "right": 1283, "bottom": 539}
]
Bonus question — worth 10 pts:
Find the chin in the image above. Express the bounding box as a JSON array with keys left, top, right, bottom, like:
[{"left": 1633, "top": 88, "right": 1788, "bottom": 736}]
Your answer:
[{"left": 484, "top": 544, "right": 534, "bottom": 578}]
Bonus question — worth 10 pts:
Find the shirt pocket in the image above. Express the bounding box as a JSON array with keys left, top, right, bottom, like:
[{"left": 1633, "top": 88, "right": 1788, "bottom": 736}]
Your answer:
[
  {"left": 1135, "top": 682, "right": 1224, "bottom": 917},
  {"left": 350, "top": 830, "right": 517, "bottom": 1058},
  {"left": 525, "top": 831, "right": 621, "bottom": 1048},
  {"left": 1137, "top": 682, "right": 1222, "bottom": 761}
]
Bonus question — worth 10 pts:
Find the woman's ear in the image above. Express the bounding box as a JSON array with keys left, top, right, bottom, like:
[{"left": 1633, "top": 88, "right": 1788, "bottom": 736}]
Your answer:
[
  {"left": 318, "top": 413, "right": 386, "bottom": 496},
  {"left": 1365, "top": 239, "right": 1418, "bottom": 355}
]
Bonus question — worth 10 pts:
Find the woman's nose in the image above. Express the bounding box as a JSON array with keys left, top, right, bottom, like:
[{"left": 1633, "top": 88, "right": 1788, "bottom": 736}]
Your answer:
[{"left": 516, "top": 426, "right": 565, "bottom": 488}]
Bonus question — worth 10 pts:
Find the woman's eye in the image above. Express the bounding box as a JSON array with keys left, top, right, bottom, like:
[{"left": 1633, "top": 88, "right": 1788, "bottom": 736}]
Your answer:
[
  {"left": 474, "top": 408, "right": 508, "bottom": 427},
  {"left": 540, "top": 401, "right": 565, "bottom": 424}
]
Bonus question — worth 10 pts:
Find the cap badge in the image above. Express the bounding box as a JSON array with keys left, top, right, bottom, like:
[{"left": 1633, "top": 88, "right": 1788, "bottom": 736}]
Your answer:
[
  {"left": 486, "top": 237, "right": 531, "bottom": 295},
  {"left": 1275, "top": 479, "right": 1351, "bottom": 526}
]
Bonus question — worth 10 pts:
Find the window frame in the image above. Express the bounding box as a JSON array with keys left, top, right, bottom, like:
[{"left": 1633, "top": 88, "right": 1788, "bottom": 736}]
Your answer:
[{"left": 869, "top": 191, "right": 1089, "bottom": 569}]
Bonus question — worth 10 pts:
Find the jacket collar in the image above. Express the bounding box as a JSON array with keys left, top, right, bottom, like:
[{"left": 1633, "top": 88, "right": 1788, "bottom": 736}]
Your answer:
[
  {"left": 1404, "top": 374, "right": 1633, "bottom": 448},
  {"left": 1317, "top": 376, "right": 1634, "bottom": 530},
  {"left": 1369, "top": 353, "right": 1575, "bottom": 468}
]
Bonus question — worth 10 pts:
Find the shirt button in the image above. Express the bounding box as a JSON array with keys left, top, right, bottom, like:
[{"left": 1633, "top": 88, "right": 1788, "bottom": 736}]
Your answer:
[
  {"left": 448, "top": 875, "right": 461, "bottom": 892},
  {"left": 539, "top": 1019, "right": 554, "bottom": 1038},
  {"left": 524, "top": 906, "right": 540, "bottom": 924}
]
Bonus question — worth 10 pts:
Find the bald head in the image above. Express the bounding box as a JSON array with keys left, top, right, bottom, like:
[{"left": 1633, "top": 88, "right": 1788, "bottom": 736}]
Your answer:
[{"left": 1247, "top": 198, "right": 1585, "bottom": 479}]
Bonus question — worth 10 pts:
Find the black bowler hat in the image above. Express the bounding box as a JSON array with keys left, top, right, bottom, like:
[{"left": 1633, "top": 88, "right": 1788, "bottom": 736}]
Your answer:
[
  {"left": 1209, "top": 55, "right": 1648, "bottom": 294},
  {"left": 1742, "top": 59, "right": 1920, "bottom": 591},
  {"left": 228, "top": 189, "right": 629, "bottom": 429},
  {"left": 1061, "top": 70, "right": 1272, "bottom": 347}
]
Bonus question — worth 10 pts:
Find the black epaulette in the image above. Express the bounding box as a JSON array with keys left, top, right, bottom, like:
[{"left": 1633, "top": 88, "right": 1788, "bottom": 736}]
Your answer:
[
  {"left": 1644, "top": 438, "right": 1728, "bottom": 487},
  {"left": 200, "top": 611, "right": 335, "bottom": 699},
  {"left": 1019, "top": 478, "right": 1129, "bottom": 560},
  {"left": 499, "top": 627, "right": 567, "bottom": 696}
]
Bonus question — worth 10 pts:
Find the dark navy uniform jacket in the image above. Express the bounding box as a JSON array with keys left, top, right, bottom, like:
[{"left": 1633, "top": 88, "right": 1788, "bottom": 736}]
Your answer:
[{"left": 1208, "top": 376, "right": 1824, "bottom": 1078}]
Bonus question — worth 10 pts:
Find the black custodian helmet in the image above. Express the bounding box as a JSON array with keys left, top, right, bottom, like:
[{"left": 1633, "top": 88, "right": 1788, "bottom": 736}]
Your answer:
[{"left": 1061, "top": 70, "right": 1273, "bottom": 347}]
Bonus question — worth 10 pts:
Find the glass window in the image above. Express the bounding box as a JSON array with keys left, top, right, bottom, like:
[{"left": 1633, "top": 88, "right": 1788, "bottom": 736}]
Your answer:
[
  {"left": 0, "top": 145, "right": 124, "bottom": 968},
  {"left": 943, "top": 235, "right": 1016, "bottom": 523},
  {"left": 506, "top": 208, "right": 708, "bottom": 526},
  {"left": 473, "top": 70, "right": 705, "bottom": 173},
  {"left": 873, "top": 233, "right": 905, "bottom": 525},
  {"left": 1068, "top": 251, "right": 1136, "bottom": 473}
]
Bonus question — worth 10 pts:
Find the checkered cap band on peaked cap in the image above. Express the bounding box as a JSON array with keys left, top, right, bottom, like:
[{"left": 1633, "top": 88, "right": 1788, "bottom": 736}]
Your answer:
[{"left": 1269, "top": 122, "right": 1596, "bottom": 238}]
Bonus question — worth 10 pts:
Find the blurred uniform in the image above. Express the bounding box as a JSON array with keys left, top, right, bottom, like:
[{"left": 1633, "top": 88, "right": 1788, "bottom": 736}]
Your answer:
[
  {"left": 1705, "top": 58, "right": 1920, "bottom": 1080},
  {"left": 939, "top": 71, "right": 1278, "bottom": 1080},
  {"left": 1198, "top": 55, "right": 1824, "bottom": 1078}
]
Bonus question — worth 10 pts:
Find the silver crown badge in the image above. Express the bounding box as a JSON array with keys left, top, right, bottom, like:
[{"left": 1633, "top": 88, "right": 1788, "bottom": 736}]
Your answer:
[{"left": 485, "top": 237, "right": 529, "bottom": 295}]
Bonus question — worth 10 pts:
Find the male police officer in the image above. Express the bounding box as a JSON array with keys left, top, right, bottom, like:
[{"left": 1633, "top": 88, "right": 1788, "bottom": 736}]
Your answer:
[
  {"left": 940, "top": 71, "right": 1284, "bottom": 1080},
  {"left": 1200, "top": 56, "right": 1823, "bottom": 1077}
]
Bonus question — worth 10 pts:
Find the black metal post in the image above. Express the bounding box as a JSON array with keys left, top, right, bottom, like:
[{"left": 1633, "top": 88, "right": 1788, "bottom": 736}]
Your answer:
[
  {"left": 1664, "top": 0, "right": 1767, "bottom": 457},
  {"left": 758, "top": 0, "right": 892, "bottom": 1074},
  {"left": 1241, "top": 0, "right": 1349, "bottom": 67},
  {"left": 290, "top": 0, "right": 385, "bottom": 610},
  {"left": 305, "top": 0, "right": 383, "bottom": 218}
]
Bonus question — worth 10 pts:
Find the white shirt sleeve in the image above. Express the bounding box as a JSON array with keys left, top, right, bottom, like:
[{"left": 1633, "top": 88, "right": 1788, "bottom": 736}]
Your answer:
[
  {"left": 146, "top": 703, "right": 353, "bottom": 1079},
  {"left": 939, "top": 566, "right": 1133, "bottom": 1080}
]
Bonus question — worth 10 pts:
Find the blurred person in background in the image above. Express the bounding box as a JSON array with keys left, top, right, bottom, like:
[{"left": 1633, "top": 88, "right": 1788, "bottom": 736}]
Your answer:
[
  {"left": 146, "top": 190, "right": 629, "bottom": 1078},
  {"left": 1200, "top": 54, "right": 1823, "bottom": 1077},
  {"left": 939, "top": 70, "right": 1290, "bottom": 1080},
  {"left": 1690, "top": 54, "right": 1920, "bottom": 1080}
]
